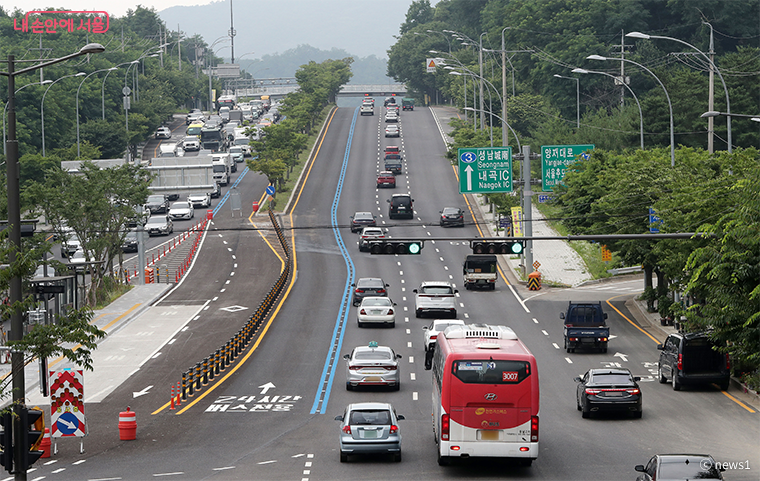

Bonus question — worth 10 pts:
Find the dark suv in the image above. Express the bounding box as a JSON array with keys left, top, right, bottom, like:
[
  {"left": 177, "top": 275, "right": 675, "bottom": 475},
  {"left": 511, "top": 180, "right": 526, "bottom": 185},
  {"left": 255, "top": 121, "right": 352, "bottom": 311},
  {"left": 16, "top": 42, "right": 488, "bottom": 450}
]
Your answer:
[
  {"left": 352, "top": 277, "right": 389, "bottom": 306},
  {"left": 657, "top": 332, "right": 730, "bottom": 391},
  {"left": 387, "top": 194, "right": 414, "bottom": 219}
]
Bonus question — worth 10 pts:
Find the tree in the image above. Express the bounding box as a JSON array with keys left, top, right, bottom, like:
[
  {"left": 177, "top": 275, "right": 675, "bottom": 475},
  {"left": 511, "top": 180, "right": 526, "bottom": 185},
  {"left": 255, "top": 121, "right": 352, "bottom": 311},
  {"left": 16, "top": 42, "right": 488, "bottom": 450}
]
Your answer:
[
  {"left": 399, "top": 0, "right": 434, "bottom": 35},
  {"left": 31, "top": 162, "right": 152, "bottom": 305}
]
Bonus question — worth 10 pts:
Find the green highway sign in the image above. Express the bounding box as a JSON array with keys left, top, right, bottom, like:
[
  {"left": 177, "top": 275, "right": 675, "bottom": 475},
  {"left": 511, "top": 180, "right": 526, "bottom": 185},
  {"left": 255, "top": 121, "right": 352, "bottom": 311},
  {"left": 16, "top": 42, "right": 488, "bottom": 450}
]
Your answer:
[
  {"left": 458, "top": 147, "right": 513, "bottom": 194},
  {"left": 541, "top": 144, "right": 595, "bottom": 191}
]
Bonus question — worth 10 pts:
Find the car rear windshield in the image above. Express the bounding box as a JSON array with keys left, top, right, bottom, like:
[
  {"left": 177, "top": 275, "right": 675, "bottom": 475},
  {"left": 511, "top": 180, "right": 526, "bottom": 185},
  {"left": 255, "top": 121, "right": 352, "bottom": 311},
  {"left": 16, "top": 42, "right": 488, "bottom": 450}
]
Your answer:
[
  {"left": 659, "top": 459, "right": 722, "bottom": 479},
  {"left": 452, "top": 360, "right": 531, "bottom": 384},
  {"left": 421, "top": 286, "right": 453, "bottom": 295},
  {"left": 363, "top": 298, "right": 391, "bottom": 306},
  {"left": 354, "top": 351, "right": 392, "bottom": 361},
  {"left": 349, "top": 410, "right": 391, "bottom": 425},
  {"left": 591, "top": 373, "right": 633, "bottom": 385}
]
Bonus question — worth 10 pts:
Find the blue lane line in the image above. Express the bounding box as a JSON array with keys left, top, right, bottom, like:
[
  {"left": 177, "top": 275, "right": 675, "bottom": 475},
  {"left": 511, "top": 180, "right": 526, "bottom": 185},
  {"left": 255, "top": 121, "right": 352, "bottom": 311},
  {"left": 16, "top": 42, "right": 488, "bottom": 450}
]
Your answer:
[
  {"left": 212, "top": 166, "right": 249, "bottom": 216},
  {"left": 310, "top": 108, "right": 359, "bottom": 414}
]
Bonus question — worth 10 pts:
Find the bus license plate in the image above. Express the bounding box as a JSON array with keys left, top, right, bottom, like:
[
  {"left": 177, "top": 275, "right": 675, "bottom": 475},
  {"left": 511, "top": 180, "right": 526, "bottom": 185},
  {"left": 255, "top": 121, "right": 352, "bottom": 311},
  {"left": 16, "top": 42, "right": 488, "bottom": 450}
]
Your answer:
[{"left": 479, "top": 430, "right": 499, "bottom": 441}]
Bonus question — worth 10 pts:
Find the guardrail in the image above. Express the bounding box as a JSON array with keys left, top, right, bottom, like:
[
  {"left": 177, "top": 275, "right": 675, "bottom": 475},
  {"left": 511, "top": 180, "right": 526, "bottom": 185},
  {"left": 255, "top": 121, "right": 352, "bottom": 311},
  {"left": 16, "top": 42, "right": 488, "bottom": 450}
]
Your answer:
[{"left": 173, "top": 208, "right": 291, "bottom": 405}]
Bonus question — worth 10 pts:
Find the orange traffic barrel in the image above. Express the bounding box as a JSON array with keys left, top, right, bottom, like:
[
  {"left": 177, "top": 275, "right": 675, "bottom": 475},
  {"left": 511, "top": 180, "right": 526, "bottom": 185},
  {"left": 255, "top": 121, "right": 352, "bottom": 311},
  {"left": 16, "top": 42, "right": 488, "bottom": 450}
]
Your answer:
[
  {"left": 119, "top": 407, "right": 136, "bottom": 441},
  {"left": 206, "top": 209, "right": 213, "bottom": 220},
  {"left": 40, "top": 428, "right": 51, "bottom": 458},
  {"left": 252, "top": 201, "right": 259, "bottom": 213}
]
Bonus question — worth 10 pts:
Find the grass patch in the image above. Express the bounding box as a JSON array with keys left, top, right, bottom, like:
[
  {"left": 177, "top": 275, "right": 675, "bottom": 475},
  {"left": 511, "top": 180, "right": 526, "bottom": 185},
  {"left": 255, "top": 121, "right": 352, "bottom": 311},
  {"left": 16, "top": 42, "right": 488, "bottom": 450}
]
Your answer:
[
  {"left": 270, "top": 105, "right": 334, "bottom": 209},
  {"left": 93, "top": 278, "right": 133, "bottom": 309},
  {"left": 536, "top": 202, "right": 621, "bottom": 281}
]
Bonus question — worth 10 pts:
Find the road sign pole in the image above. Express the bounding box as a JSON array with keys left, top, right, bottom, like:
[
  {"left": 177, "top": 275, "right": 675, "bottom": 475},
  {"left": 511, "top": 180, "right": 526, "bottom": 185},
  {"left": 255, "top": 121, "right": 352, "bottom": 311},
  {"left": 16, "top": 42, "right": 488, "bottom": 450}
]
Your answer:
[{"left": 523, "top": 145, "right": 533, "bottom": 277}]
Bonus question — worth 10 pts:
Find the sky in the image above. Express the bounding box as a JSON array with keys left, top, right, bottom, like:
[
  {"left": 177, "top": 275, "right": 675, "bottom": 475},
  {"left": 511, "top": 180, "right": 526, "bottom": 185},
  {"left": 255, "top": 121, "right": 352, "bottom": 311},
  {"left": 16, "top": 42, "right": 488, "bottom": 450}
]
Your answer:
[{"left": 3, "top": 1, "right": 213, "bottom": 17}]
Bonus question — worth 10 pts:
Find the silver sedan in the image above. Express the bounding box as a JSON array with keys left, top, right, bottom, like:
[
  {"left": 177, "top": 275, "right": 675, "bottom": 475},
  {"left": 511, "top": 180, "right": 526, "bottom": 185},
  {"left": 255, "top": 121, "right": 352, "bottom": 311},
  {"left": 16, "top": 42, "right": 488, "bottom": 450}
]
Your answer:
[
  {"left": 357, "top": 296, "right": 396, "bottom": 327},
  {"left": 344, "top": 343, "right": 402, "bottom": 391}
]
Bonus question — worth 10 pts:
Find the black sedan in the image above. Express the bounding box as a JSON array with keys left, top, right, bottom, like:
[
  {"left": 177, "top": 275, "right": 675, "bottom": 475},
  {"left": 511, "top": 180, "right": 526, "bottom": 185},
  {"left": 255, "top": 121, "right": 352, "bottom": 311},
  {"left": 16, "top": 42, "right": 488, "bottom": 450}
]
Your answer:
[
  {"left": 439, "top": 207, "right": 464, "bottom": 227},
  {"left": 575, "top": 368, "right": 642, "bottom": 418},
  {"left": 146, "top": 194, "right": 169, "bottom": 214},
  {"left": 350, "top": 212, "right": 377, "bottom": 233}
]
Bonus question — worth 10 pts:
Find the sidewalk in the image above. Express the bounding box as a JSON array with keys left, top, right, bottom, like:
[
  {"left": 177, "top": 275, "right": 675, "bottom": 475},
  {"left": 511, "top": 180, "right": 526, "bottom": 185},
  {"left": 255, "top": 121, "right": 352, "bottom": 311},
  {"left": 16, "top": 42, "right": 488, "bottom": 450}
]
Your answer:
[{"left": 0, "top": 283, "right": 173, "bottom": 407}]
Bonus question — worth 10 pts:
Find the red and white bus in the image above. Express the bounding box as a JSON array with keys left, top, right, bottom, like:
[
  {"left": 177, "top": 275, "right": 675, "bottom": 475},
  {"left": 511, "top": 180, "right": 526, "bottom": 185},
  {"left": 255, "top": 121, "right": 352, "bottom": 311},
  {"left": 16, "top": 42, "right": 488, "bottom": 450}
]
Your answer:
[{"left": 429, "top": 324, "right": 539, "bottom": 466}]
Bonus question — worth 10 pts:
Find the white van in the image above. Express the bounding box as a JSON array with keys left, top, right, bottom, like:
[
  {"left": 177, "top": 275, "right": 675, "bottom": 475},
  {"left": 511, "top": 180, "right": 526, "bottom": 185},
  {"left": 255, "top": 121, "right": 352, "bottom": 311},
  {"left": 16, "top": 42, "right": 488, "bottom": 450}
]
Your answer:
[
  {"left": 159, "top": 144, "right": 183, "bottom": 157},
  {"left": 219, "top": 106, "right": 230, "bottom": 123},
  {"left": 211, "top": 152, "right": 236, "bottom": 173}
]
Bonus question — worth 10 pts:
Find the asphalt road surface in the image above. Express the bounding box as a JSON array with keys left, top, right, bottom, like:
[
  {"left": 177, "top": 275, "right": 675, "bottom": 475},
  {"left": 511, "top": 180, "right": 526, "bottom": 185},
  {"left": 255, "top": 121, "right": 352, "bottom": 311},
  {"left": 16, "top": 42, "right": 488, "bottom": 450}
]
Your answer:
[{"left": 27, "top": 104, "right": 759, "bottom": 481}]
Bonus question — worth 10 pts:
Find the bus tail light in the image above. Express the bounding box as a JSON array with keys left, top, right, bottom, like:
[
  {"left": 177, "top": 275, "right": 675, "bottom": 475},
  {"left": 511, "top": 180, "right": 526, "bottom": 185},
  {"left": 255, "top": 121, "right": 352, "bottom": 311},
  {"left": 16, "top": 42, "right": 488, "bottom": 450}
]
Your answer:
[
  {"left": 530, "top": 416, "right": 538, "bottom": 442},
  {"left": 441, "top": 414, "right": 450, "bottom": 441},
  {"left": 677, "top": 353, "right": 683, "bottom": 371}
]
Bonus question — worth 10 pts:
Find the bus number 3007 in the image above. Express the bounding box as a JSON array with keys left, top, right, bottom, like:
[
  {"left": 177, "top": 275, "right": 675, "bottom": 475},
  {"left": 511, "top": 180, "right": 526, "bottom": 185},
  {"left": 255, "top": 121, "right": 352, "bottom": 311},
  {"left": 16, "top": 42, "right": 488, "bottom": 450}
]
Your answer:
[{"left": 502, "top": 371, "right": 519, "bottom": 381}]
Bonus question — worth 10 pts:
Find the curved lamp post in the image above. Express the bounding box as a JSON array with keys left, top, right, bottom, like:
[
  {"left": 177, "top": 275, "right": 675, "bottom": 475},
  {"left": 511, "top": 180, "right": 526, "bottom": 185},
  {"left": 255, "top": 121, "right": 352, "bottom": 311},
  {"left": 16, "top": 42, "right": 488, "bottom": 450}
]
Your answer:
[
  {"left": 0, "top": 43, "right": 104, "bottom": 472},
  {"left": 572, "top": 68, "right": 644, "bottom": 149},
  {"left": 553, "top": 74, "right": 580, "bottom": 128},
  {"left": 587, "top": 54, "right": 674, "bottom": 166},
  {"left": 3, "top": 79, "right": 52, "bottom": 155},
  {"left": 42, "top": 71, "right": 85, "bottom": 157},
  {"left": 77, "top": 67, "right": 116, "bottom": 158},
  {"left": 627, "top": 31, "right": 732, "bottom": 153}
]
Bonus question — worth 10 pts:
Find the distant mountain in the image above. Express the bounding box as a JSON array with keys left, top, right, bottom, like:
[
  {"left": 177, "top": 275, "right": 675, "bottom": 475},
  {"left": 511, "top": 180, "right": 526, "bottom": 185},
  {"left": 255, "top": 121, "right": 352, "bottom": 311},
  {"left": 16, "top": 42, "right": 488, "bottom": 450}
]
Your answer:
[
  {"left": 158, "top": 0, "right": 413, "bottom": 60},
  {"left": 237, "top": 45, "right": 391, "bottom": 84}
]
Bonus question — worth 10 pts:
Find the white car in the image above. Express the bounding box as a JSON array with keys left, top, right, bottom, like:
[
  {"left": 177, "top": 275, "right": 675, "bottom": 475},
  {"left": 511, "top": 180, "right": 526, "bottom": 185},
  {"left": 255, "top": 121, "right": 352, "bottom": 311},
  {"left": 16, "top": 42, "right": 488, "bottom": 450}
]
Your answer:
[
  {"left": 422, "top": 319, "right": 466, "bottom": 353},
  {"left": 360, "top": 104, "right": 374, "bottom": 116},
  {"left": 155, "top": 126, "right": 171, "bottom": 139},
  {"left": 344, "top": 342, "right": 402, "bottom": 390},
  {"left": 357, "top": 296, "right": 396, "bottom": 328},
  {"left": 413, "top": 281, "right": 459, "bottom": 318},
  {"left": 385, "top": 124, "right": 400, "bottom": 137},
  {"left": 385, "top": 111, "right": 398, "bottom": 122},
  {"left": 187, "top": 193, "right": 211, "bottom": 208},
  {"left": 182, "top": 136, "right": 200, "bottom": 151},
  {"left": 358, "top": 227, "right": 387, "bottom": 252},
  {"left": 168, "top": 201, "right": 194, "bottom": 220}
]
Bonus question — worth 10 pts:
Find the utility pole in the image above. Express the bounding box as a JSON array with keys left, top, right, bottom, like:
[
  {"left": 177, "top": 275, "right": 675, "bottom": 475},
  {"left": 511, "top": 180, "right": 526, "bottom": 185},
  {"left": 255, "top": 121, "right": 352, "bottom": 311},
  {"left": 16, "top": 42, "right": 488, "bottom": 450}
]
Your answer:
[
  {"left": 522, "top": 145, "right": 533, "bottom": 277},
  {"left": 706, "top": 23, "right": 715, "bottom": 154},
  {"left": 229, "top": 0, "right": 236, "bottom": 64},
  {"left": 610, "top": 30, "right": 632, "bottom": 107},
  {"left": 178, "top": 24, "right": 182, "bottom": 71}
]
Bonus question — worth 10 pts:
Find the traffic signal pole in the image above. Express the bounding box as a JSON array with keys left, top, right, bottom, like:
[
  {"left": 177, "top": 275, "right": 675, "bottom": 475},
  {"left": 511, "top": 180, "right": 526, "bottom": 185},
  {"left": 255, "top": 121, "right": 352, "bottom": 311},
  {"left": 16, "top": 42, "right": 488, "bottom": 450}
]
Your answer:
[{"left": 522, "top": 145, "right": 533, "bottom": 277}]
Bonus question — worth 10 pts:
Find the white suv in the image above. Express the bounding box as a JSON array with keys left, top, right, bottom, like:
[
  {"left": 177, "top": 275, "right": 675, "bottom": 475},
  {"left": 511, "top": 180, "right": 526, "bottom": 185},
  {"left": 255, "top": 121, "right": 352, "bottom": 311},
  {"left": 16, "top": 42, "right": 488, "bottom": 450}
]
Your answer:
[
  {"left": 360, "top": 104, "right": 374, "bottom": 116},
  {"left": 413, "top": 281, "right": 459, "bottom": 318},
  {"left": 358, "top": 227, "right": 387, "bottom": 252}
]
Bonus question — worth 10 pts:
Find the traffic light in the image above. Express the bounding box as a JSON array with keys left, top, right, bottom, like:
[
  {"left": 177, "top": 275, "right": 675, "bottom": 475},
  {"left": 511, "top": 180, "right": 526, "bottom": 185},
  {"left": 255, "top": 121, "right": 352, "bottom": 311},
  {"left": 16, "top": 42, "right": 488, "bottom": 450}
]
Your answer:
[
  {"left": 0, "top": 411, "right": 12, "bottom": 473},
  {"left": 369, "top": 240, "right": 423, "bottom": 255},
  {"left": 471, "top": 239, "right": 524, "bottom": 255},
  {"left": 19, "top": 407, "right": 43, "bottom": 471}
]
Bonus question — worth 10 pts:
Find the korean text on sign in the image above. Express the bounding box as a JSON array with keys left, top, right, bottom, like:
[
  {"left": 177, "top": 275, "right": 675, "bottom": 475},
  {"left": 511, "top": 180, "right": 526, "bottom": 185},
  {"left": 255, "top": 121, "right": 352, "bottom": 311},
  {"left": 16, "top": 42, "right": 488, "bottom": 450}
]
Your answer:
[{"left": 14, "top": 10, "right": 110, "bottom": 34}]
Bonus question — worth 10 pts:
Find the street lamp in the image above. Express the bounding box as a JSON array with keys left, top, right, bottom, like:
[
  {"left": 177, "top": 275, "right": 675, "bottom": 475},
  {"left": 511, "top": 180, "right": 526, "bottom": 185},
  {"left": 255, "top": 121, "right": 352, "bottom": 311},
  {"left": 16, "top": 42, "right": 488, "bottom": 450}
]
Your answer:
[
  {"left": 443, "top": 65, "right": 467, "bottom": 122},
  {"left": 123, "top": 60, "right": 140, "bottom": 134},
  {"left": 464, "top": 106, "right": 522, "bottom": 153},
  {"left": 626, "top": 31, "right": 732, "bottom": 153},
  {"left": 0, "top": 41, "right": 104, "bottom": 478},
  {"left": 101, "top": 65, "right": 126, "bottom": 120},
  {"left": 3, "top": 79, "right": 51, "bottom": 155},
  {"left": 572, "top": 68, "right": 644, "bottom": 149},
  {"left": 450, "top": 70, "right": 495, "bottom": 146},
  {"left": 587, "top": 54, "right": 675, "bottom": 166},
  {"left": 41, "top": 72, "right": 86, "bottom": 157},
  {"left": 701, "top": 111, "right": 760, "bottom": 121},
  {"left": 77, "top": 67, "right": 116, "bottom": 158},
  {"left": 553, "top": 74, "right": 580, "bottom": 128}
]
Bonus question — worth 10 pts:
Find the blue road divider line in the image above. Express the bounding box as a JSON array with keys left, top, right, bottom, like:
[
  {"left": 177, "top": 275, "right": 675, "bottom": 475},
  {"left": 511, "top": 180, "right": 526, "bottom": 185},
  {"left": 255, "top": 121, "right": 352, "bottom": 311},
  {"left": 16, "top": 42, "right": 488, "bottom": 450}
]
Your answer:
[
  {"left": 311, "top": 107, "right": 359, "bottom": 414},
  {"left": 212, "top": 166, "right": 249, "bottom": 216}
]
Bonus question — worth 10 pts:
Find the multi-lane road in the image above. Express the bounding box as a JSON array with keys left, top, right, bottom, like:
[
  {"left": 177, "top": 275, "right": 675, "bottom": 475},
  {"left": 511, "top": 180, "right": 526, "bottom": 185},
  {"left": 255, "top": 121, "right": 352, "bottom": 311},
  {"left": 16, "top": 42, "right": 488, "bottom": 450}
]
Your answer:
[{"left": 28, "top": 102, "right": 758, "bottom": 481}]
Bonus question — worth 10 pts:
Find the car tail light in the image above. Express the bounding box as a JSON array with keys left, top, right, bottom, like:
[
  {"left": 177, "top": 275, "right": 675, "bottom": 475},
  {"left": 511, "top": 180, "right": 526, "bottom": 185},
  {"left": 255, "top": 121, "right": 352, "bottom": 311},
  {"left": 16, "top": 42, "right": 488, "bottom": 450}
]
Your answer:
[
  {"left": 600, "top": 337, "right": 608, "bottom": 342},
  {"left": 626, "top": 388, "right": 640, "bottom": 395},
  {"left": 569, "top": 337, "right": 578, "bottom": 342},
  {"left": 441, "top": 414, "right": 450, "bottom": 441},
  {"left": 389, "top": 424, "right": 399, "bottom": 434},
  {"left": 530, "top": 416, "right": 539, "bottom": 442},
  {"left": 430, "top": 335, "right": 437, "bottom": 340},
  {"left": 359, "top": 309, "right": 366, "bottom": 315},
  {"left": 355, "top": 288, "right": 364, "bottom": 293},
  {"left": 348, "top": 365, "right": 359, "bottom": 371},
  {"left": 388, "top": 309, "right": 394, "bottom": 315},
  {"left": 384, "top": 366, "right": 397, "bottom": 371},
  {"left": 342, "top": 425, "right": 352, "bottom": 434},
  {"left": 585, "top": 388, "right": 601, "bottom": 395},
  {"left": 725, "top": 354, "right": 730, "bottom": 370},
  {"left": 677, "top": 353, "right": 683, "bottom": 371}
]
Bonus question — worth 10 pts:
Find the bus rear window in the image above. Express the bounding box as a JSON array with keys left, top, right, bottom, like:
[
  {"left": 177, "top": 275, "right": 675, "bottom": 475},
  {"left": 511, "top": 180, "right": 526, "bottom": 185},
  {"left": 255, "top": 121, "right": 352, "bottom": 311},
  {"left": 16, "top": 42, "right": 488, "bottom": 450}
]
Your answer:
[{"left": 452, "top": 360, "right": 530, "bottom": 384}]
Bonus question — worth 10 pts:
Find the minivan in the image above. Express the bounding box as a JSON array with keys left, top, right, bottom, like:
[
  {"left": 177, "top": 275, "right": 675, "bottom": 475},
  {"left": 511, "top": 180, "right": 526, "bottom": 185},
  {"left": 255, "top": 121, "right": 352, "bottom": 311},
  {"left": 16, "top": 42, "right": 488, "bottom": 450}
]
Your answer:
[
  {"left": 657, "top": 332, "right": 731, "bottom": 391},
  {"left": 387, "top": 194, "right": 414, "bottom": 219}
]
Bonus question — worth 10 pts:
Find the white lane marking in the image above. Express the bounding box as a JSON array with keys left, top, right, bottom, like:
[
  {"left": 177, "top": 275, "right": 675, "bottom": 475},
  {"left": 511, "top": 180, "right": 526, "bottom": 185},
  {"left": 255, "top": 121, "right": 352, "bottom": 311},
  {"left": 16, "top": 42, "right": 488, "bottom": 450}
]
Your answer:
[
  {"left": 44, "top": 460, "right": 58, "bottom": 466},
  {"left": 552, "top": 343, "right": 560, "bottom": 349},
  {"left": 410, "top": 373, "right": 416, "bottom": 381},
  {"left": 409, "top": 356, "right": 414, "bottom": 363},
  {"left": 212, "top": 466, "right": 236, "bottom": 471},
  {"left": 533, "top": 318, "right": 539, "bottom": 324},
  {"left": 407, "top": 341, "right": 412, "bottom": 348},
  {"left": 151, "top": 353, "right": 162, "bottom": 359},
  {"left": 230, "top": 272, "right": 235, "bottom": 276},
  {"left": 234, "top": 263, "right": 237, "bottom": 268},
  {"left": 168, "top": 339, "right": 176, "bottom": 345},
  {"left": 406, "top": 329, "right": 410, "bottom": 334},
  {"left": 257, "top": 460, "right": 277, "bottom": 465},
  {"left": 541, "top": 330, "right": 549, "bottom": 336},
  {"left": 413, "top": 391, "right": 418, "bottom": 401},
  {"left": 399, "top": 270, "right": 404, "bottom": 275},
  {"left": 402, "top": 296, "right": 407, "bottom": 301},
  {"left": 72, "top": 460, "right": 86, "bottom": 465},
  {"left": 52, "top": 468, "right": 66, "bottom": 473},
  {"left": 212, "top": 296, "right": 219, "bottom": 301},
  {"left": 565, "top": 358, "right": 573, "bottom": 364},
  {"left": 444, "top": 266, "right": 448, "bottom": 270},
  {"left": 404, "top": 306, "right": 408, "bottom": 311},
  {"left": 225, "top": 280, "right": 231, "bottom": 285},
  {"left": 220, "top": 288, "right": 226, "bottom": 293},
  {"left": 305, "top": 461, "right": 312, "bottom": 467},
  {"left": 464, "top": 313, "right": 469, "bottom": 318},
  {"left": 153, "top": 473, "right": 185, "bottom": 477}
]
